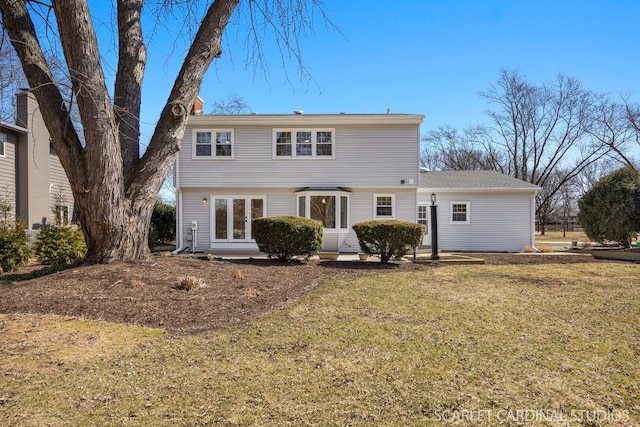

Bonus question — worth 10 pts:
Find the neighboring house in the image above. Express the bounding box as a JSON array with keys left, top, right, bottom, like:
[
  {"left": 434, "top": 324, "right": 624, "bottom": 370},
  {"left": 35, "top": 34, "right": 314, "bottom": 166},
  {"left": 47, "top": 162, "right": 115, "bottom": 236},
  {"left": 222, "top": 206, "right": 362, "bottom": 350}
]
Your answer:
[
  {"left": 176, "top": 111, "right": 424, "bottom": 253},
  {"left": 0, "top": 91, "right": 74, "bottom": 229},
  {"left": 419, "top": 170, "right": 541, "bottom": 252}
]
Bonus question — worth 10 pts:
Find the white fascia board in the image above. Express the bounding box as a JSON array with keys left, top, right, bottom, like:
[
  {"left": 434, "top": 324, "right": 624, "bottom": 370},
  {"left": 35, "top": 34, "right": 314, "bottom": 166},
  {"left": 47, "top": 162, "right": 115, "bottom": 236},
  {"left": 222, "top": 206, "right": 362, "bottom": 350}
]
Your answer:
[
  {"left": 419, "top": 187, "right": 542, "bottom": 193},
  {"left": 0, "top": 121, "right": 28, "bottom": 134},
  {"left": 186, "top": 114, "right": 425, "bottom": 127}
]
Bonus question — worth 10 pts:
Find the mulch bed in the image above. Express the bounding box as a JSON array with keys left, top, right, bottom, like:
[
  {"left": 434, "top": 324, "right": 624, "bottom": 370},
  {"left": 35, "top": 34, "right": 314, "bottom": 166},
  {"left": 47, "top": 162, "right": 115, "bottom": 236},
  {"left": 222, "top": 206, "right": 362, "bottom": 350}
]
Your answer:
[{"left": 0, "top": 253, "right": 599, "bottom": 334}]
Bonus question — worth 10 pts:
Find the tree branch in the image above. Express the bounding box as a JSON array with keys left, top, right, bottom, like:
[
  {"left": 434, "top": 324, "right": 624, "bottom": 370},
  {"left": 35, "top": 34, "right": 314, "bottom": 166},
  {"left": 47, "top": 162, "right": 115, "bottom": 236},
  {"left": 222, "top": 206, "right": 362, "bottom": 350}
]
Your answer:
[
  {"left": 115, "top": 0, "right": 146, "bottom": 186},
  {"left": 0, "top": 0, "right": 86, "bottom": 188}
]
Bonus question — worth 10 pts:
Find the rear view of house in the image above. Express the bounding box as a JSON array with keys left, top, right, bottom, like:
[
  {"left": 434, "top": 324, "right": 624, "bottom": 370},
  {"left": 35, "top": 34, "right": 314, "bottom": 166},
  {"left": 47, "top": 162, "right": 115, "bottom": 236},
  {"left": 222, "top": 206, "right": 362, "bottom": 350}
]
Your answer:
[
  {"left": 0, "top": 92, "right": 74, "bottom": 229},
  {"left": 175, "top": 111, "right": 424, "bottom": 253}
]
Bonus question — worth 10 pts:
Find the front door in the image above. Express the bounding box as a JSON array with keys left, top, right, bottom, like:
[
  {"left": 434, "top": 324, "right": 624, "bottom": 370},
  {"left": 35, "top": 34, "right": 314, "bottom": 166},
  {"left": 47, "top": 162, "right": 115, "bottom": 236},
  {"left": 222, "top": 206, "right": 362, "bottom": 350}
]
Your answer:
[{"left": 212, "top": 196, "right": 265, "bottom": 242}]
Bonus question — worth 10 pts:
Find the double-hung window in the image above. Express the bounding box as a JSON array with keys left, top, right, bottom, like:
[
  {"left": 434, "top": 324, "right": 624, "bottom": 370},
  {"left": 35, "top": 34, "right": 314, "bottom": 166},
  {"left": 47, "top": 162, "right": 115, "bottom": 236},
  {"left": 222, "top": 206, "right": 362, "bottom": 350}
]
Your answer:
[
  {"left": 273, "top": 129, "right": 334, "bottom": 158},
  {"left": 193, "top": 129, "right": 234, "bottom": 159},
  {"left": 374, "top": 194, "right": 395, "bottom": 219},
  {"left": 450, "top": 201, "right": 470, "bottom": 224}
]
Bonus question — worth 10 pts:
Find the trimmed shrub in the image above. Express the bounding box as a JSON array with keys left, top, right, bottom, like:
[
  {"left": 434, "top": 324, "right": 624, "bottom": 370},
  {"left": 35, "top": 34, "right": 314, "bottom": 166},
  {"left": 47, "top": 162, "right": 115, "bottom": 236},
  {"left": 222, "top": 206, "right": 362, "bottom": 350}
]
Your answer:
[
  {"left": 149, "top": 201, "right": 176, "bottom": 248},
  {"left": 253, "top": 216, "right": 323, "bottom": 261},
  {"left": 0, "top": 221, "right": 32, "bottom": 272},
  {"left": 353, "top": 220, "right": 425, "bottom": 263},
  {"left": 34, "top": 225, "right": 87, "bottom": 266}
]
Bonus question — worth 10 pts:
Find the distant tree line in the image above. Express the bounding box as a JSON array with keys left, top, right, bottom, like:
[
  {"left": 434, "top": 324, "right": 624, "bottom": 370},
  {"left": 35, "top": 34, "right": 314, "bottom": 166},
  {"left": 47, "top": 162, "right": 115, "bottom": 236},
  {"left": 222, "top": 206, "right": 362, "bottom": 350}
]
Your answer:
[{"left": 421, "top": 68, "right": 640, "bottom": 235}]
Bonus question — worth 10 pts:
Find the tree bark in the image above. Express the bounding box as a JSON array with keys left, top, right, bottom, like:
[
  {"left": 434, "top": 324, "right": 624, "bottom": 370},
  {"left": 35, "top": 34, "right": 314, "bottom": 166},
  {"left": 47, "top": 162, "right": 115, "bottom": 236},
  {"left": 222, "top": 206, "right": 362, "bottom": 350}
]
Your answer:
[{"left": 1, "top": 0, "right": 240, "bottom": 263}]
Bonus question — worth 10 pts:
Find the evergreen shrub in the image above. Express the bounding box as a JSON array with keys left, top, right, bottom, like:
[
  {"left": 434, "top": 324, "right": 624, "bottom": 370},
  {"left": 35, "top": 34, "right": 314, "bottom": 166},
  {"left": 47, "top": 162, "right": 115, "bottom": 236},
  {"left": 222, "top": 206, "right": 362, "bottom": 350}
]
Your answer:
[
  {"left": 253, "top": 216, "right": 323, "bottom": 261},
  {"left": 353, "top": 220, "right": 425, "bottom": 263}
]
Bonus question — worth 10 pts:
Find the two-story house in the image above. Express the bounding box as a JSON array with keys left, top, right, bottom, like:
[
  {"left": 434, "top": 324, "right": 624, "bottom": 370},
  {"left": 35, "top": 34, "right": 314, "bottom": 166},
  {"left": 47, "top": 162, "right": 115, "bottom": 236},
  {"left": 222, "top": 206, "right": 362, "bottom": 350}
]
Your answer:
[
  {"left": 0, "top": 91, "right": 74, "bottom": 230},
  {"left": 175, "top": 111, "right": 424, "bottom": 253}
]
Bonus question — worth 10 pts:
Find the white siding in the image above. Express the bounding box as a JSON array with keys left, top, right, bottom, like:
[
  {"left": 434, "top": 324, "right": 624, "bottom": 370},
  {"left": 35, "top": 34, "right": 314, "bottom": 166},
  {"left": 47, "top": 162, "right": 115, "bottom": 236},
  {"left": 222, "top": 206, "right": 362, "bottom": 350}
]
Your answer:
[
  {"left": 179, "top": 124, "right": 420, "bottom": 189},
  {"left": 418, "top": 191, "right": 535, "bottom": 252},
  {"left": 341, "top": 188, "right": 416, "bottom": 252},
  {"left": 180, "top": 187, "right": 417, "bottom": 253}
]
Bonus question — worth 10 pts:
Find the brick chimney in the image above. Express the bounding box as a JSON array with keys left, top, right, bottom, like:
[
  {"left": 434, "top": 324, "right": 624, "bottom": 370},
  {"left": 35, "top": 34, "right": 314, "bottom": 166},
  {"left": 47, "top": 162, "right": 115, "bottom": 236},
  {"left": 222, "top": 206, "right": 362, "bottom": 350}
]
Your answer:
[{"left": 190, "top": 96, "right": 204, "bottom": 115}]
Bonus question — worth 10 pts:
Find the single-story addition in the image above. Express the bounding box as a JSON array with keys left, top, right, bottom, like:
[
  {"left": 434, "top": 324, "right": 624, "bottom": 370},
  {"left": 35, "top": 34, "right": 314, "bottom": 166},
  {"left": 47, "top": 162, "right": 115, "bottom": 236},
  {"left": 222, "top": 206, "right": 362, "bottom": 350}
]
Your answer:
[{"left": 419, "top": 170, "right": 541, "bottom": 252}]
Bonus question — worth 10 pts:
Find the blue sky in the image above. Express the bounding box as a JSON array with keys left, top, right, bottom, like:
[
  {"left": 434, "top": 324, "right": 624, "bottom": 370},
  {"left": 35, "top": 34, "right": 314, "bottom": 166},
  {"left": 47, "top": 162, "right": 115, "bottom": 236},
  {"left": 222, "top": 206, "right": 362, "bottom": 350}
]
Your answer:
[{"left": 92, "top": 0, "right": 640, "bottom": 147}]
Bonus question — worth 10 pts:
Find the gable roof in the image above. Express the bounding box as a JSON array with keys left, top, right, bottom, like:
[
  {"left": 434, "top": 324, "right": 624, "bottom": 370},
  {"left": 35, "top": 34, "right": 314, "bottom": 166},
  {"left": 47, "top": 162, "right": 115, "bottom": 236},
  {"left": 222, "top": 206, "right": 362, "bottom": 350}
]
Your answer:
[{"left": 419, "top": 170, "right": 541, "bottom": 192}]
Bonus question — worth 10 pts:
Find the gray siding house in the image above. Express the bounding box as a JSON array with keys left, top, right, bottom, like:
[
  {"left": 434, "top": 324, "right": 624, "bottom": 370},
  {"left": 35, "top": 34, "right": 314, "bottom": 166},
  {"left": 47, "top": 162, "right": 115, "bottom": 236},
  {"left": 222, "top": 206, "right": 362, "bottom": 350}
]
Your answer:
[
  {"left": 419, "top": 170, "right": 541, "bottom": 252},
  {"left": 176, "top": 110, "right": 541, "bottom": 254},
  {"left": 0, "top": 92, "right": 74, "bottom": 229},
  {"left": 176, "top": 112, "right": 424, "bottom": 253}
]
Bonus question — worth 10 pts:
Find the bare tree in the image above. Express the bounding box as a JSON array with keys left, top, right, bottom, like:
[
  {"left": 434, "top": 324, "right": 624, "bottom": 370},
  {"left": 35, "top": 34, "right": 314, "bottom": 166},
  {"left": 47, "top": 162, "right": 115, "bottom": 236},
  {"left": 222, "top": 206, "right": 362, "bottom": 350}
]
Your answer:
[
  {"left": 421, "top": 124, "right": 504, "bottom": 171},
  {"left": 0, "top": 0, "right": 331, "bottom": 263},
  {"left": 479, "top": 69, "right": 611, "bottom": 192},
  {"left": 587, "top": 96, "right": 639, "bottom": 169},
  {"left": 0, "top": 30, "right": 27, "bottom": 121},
  {"left": 211, "top": 93, "right": 251, "bottom": 114}
]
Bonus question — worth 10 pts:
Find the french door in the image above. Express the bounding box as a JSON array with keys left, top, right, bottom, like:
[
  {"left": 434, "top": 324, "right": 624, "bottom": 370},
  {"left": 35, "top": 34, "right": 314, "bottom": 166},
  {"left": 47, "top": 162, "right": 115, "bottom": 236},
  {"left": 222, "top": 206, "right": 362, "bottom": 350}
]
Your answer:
[{"left": 211, "top": 196, "right": 265, "bottom": 242}]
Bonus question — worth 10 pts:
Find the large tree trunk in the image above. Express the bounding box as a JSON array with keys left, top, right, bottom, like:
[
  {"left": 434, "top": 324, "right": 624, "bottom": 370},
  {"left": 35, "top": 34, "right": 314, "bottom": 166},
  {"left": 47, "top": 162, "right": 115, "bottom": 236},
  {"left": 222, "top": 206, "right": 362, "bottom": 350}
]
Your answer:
[{"left": 1, "top": 0, "right": 239, "bottom": 263}]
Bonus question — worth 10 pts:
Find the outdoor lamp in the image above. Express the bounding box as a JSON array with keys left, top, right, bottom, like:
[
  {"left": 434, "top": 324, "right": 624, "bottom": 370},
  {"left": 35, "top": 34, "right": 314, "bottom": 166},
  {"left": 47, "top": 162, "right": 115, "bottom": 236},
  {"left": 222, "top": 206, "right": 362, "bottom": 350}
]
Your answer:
[{"left": 431, "top": 192, "right": 436, "bottom": 204}]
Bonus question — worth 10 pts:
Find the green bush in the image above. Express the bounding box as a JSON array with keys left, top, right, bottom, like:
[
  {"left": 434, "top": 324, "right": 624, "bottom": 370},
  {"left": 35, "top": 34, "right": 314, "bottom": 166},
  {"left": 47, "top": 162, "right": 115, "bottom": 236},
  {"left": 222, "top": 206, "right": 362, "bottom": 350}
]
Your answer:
[
  {"left": 578, "top": 166, "right": 640, "bottom": 247},
  {"left": 0, "top": 221, "right": 32, "bottom": 272},
  {"left": 149, "top": 201, "right": 176, "bottom": 248},
  {"left": 34, "top": 225, "right": 87, "bottom": 266},
  {"left": 253, "top": 216, "right": 323, "bottom": 261},
  {"left": 353, "top": 220, "right": 425, "bottom": 263}
]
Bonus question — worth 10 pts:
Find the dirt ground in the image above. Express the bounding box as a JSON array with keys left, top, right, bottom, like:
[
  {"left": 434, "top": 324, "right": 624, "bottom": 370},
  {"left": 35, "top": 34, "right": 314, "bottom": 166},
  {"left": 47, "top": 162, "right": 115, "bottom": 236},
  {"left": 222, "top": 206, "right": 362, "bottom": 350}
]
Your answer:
[{"left": 0, "top": 253, "right": 598, "bottom": 334}]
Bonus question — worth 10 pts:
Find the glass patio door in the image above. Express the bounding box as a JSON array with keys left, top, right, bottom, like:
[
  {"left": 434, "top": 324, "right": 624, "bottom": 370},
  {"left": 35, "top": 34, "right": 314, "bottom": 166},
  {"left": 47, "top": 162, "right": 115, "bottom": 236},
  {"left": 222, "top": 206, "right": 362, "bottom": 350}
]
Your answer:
[{"left": 213, "top": 197, "right": 265, "bottom": 242}]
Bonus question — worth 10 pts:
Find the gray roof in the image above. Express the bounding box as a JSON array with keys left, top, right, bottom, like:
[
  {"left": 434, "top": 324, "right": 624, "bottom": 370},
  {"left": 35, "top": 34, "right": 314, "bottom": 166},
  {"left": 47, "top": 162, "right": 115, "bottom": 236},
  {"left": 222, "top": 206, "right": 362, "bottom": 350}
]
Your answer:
[{"left": 419, "top": 170, "right": 541, "bottom": 191}]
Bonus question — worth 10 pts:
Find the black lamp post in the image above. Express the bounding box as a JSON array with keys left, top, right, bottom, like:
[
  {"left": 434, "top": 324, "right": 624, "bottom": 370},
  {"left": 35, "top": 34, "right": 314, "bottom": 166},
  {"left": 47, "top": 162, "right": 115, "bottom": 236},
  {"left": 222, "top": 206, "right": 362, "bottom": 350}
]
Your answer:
[{"left": 430, "top": 192, "right": 440, "bottom": 261}]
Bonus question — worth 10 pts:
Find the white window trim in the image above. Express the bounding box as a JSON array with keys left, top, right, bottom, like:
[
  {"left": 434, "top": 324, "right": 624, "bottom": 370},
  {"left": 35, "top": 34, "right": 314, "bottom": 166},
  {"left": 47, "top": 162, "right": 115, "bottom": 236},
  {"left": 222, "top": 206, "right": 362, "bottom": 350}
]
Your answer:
[
  {"left": 192, "top": 128, "right": 234, "bottom": 159},
  {"left": 373, "top": 194, "right": 396, "bottom": 219},
  {"left": 0, "top": 133, "right": 6, "bottom": 157},
  {"left": 272, "top": 128, "right": 335, "bottom": 159},
  {"left": 450, "top": 201, "right": 471, "bottom": 225},
  {"left": 296, "top": 191, "right": 349, "bottom": 230}
]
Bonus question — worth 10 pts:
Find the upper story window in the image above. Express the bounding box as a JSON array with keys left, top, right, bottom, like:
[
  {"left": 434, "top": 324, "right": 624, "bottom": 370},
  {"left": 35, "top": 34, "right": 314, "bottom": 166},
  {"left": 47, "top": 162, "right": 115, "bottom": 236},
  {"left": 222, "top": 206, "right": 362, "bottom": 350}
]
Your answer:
[
  {"left": 193, "top": 129, "right": 234, "bottom": 159},
  {"left": 0, "top": 133, "right": 5, "bottom": 157},
  {"left": 451, "top": 201, "right": 470, "bottom": 224},
  {"left": 374, "top": 194, "right": 395, "bottom": 219},
  {"left": 273, "top": 129, "right": 334, "bottom": 159}
]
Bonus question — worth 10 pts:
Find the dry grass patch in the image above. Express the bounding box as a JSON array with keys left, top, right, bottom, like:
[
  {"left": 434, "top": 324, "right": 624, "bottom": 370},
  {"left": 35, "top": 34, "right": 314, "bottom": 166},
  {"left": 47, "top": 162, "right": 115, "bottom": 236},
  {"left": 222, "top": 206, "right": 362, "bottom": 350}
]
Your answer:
[
  {"left": 536, "top": 230, "right": 589, "bottom": 243},
  {"left": 1, "top": 262, "right": 638, "bottom": 426}
]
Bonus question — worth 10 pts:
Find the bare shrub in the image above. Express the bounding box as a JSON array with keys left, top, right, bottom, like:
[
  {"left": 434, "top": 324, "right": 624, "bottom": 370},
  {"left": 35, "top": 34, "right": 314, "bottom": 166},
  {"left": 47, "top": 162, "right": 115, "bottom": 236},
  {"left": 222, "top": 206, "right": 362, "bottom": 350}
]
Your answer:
[{"left": 176, "top": 276, "right": 206, "bottom": 292}]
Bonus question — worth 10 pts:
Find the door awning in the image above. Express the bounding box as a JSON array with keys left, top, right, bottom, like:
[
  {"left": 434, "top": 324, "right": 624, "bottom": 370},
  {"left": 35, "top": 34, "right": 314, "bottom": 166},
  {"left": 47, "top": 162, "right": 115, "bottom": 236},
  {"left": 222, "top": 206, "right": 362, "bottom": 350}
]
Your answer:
[{"left": 294, "top": 187, "right": 351, "bottom": 193}]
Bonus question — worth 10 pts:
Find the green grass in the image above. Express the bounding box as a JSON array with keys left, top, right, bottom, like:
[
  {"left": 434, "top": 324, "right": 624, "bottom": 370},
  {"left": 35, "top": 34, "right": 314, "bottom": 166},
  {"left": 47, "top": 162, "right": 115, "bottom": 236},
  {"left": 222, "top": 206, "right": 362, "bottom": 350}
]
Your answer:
[{"left": 1, "top": 262, "right": 639, "bottom": 426}]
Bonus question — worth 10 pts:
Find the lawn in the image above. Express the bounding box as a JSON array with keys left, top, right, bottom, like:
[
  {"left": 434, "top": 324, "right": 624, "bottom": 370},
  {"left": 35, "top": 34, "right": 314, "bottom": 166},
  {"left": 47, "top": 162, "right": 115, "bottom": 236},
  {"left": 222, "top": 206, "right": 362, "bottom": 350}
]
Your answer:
[{"left": 1, "top": 261, "right": 639, "bottom": 426}]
